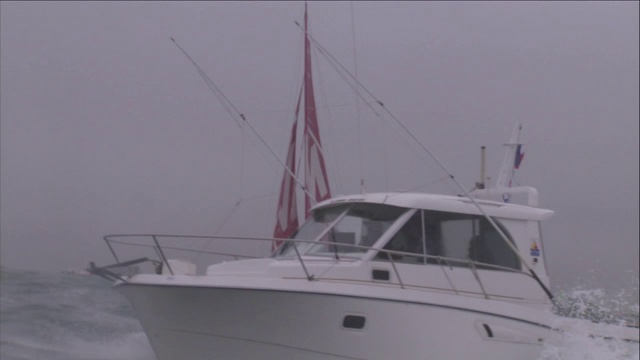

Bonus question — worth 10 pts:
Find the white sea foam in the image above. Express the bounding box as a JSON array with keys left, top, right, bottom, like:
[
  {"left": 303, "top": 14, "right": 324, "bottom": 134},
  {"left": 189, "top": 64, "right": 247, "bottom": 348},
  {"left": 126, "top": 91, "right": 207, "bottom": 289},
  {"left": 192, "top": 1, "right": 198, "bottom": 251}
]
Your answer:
[
  {"left": 537, "top": 283, "right": 640, "bottom": 360},
  {"left": 538, "top": 330, "right": 639, "bottom": 360}
]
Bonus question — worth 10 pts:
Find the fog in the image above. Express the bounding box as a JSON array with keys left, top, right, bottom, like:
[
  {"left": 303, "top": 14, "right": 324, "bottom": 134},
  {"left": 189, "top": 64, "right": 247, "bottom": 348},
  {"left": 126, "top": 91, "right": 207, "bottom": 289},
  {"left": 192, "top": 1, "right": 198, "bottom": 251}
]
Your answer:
[{"left": 1, "top": 1, "right": 638, "bottom": 293}]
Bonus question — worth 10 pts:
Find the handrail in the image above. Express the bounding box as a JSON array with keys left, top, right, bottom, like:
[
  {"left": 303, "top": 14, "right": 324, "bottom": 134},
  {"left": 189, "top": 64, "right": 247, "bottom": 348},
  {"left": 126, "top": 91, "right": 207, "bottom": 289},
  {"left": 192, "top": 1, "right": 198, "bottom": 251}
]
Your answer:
[
  {"left": 437, "top": 257, "right": 458, "bottom": 295},
  {"left": 291, "top": 241, "right": 313, "bottom": 281},
  {"left": 106, "top": 238, "right": 260, "bottom": 260},
  {"left": 102, "top": 234, "right": 534, "bottom": 273},
  {"left": 102, "top": 234, "right": 533, "bottom": 274},
  {"left": 152, "top": 235, "right": 173, "bottom": 276},
  {"left": 96, "top": 233, "right": 543, "bottom": 301},
  {"left": 469, "top": 261, "right": 489, "bottom": 299},
  {"left": 386, "top": 252, "right": 404, "bottom": 289}
]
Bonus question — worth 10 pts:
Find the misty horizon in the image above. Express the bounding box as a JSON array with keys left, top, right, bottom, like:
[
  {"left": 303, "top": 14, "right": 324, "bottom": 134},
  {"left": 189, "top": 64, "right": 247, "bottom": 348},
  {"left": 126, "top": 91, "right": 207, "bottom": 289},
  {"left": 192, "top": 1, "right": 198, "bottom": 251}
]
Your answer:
[{"left": 1, "top": 1, "right": 638, "bottom": 295}]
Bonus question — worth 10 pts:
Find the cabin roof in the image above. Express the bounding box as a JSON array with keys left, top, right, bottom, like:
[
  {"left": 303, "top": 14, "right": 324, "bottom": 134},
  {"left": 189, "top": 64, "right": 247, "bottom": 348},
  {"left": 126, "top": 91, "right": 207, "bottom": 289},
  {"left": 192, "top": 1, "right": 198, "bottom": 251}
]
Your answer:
[{"left": 314, "top": 192, "right": 554, "bottom": 221}]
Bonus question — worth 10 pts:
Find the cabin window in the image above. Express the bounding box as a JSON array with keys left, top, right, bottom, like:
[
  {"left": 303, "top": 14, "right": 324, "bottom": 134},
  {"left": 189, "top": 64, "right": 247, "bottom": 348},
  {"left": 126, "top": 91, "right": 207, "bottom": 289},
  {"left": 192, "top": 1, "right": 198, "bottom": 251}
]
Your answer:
[
  {"left": 376, "top": 210, "right": 435, "bottom": 264},
  {"left": 438, "top": 213, "right": 520, "bottom": 270},
  {"left": 375, "top": 210, "right": 520, "bottom": 271},
  {"left": 275, "top": 205, "right": 347, "bottom": 257},
  {"left": 276, "top": 203, "right": 406, "bottom": 259}
]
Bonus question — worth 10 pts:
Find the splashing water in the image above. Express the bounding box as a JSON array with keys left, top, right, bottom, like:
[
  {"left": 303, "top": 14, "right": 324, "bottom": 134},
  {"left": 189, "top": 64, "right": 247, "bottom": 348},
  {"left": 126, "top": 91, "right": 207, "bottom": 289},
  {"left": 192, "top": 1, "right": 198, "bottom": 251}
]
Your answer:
[
  {"left": 537, "top": 280, "right": 640, "bottom": 360},
  {"left": 554, "top": 288, "right": 639, "bottom": 326}
]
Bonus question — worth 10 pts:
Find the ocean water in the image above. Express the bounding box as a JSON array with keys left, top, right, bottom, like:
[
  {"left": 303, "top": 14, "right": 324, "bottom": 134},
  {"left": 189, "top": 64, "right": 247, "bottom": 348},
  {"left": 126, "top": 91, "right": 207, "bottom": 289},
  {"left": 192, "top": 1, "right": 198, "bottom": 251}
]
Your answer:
[
  {"left": 0, "top": 269, "right": 155, "bottom": 360},
  {"left": 0, "top": 267, "right": 637, "bottom": 360}
]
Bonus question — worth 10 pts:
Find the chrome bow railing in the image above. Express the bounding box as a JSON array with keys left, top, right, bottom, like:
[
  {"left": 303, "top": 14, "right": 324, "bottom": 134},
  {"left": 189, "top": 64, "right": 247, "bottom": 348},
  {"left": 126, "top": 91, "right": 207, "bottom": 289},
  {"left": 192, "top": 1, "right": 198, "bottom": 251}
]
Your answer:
[{"left": 89, "top": 234, "right": 539, "bottom": 301}]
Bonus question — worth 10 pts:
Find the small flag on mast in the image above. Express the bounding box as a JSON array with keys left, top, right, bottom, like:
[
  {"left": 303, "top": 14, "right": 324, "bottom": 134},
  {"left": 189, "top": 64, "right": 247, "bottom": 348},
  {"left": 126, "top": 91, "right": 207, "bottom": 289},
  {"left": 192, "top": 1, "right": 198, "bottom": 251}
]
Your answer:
[{"left": 514, "top": 145, "right": 525, "bottom": 170}]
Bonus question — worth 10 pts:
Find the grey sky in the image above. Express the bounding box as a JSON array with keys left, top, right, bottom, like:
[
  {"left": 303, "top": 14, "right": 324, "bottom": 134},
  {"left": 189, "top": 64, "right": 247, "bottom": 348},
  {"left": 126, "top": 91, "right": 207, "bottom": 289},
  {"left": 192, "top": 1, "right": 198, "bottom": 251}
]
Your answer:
[{"left": 1, "top": 1, "right": 638, "bottom": 293}]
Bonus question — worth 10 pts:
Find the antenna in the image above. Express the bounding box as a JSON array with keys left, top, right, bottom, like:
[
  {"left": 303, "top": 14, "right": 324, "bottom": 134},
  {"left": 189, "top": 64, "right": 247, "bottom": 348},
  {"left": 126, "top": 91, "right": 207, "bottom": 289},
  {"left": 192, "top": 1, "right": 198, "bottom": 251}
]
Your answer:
[{"left": 476, "top": 146, "right": 486, "bottom": 190}]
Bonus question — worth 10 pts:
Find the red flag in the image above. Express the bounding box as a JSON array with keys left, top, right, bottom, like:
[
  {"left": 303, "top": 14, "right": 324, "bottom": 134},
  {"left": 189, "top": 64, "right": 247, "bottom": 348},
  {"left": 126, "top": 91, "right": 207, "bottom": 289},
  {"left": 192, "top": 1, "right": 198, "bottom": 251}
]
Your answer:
[
  {"left": 303, "top": 4, "right": 331, "bottom": 218},
  {"left": 272, "top": 118, "right": 300, "bottom": 250}
]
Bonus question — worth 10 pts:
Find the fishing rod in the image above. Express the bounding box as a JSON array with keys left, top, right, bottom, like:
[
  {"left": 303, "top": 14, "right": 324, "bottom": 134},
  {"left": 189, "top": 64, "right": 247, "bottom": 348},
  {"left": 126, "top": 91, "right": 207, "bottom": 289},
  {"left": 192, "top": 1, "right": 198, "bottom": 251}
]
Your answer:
[{"left": 170, "top": 37, "right": 319, "bottom": 208}]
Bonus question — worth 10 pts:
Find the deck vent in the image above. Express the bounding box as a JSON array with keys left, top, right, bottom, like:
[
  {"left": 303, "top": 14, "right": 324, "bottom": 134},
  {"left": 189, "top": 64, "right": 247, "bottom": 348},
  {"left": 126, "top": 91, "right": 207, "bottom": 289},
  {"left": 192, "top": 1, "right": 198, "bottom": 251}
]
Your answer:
[
  {"left": 372, "top": 269, "right": 390, "bottom": 281},
  {"left": 343, "top": 315, "right": 366, "bottom": 329}
]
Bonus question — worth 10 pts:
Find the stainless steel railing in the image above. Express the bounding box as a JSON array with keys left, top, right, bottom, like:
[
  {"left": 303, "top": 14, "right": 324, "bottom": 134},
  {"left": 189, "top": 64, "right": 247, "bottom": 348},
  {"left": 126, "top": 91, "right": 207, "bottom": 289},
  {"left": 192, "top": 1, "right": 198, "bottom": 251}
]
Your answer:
[{"left": 92, "top": 234, "right": 537, "bottom": 301}]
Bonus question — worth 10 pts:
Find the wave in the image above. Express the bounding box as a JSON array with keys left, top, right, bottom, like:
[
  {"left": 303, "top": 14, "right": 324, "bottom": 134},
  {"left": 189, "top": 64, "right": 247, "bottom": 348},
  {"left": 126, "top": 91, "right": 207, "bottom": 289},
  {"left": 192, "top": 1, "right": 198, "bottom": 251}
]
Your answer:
[{"left": 0, "top": 268, "right": 155, "bottom": 360}]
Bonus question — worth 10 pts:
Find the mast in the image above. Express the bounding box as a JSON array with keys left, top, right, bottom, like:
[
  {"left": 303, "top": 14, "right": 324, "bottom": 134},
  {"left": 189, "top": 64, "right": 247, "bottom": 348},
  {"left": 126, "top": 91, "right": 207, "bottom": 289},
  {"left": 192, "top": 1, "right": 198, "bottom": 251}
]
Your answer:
[
  {"left": 303, "top": 3, "right": 331, "bottom": 218},
  {"left": 273, "top": 4, "right": 332, "bottom": 249}
]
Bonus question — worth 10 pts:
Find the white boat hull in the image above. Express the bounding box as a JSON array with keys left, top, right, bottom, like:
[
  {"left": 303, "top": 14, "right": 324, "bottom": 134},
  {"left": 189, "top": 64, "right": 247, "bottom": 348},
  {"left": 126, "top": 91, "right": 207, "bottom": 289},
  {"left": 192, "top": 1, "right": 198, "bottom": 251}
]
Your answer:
[{"left": 118, "top": 276, "right": 557, "bottom": 360}]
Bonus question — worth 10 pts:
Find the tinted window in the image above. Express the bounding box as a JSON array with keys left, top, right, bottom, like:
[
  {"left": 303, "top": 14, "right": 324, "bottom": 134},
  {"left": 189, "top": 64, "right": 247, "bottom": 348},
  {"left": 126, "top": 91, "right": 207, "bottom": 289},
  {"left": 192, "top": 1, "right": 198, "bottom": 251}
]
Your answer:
[{"left": 376, "top": 210, "right": 520, "bottom": 271}]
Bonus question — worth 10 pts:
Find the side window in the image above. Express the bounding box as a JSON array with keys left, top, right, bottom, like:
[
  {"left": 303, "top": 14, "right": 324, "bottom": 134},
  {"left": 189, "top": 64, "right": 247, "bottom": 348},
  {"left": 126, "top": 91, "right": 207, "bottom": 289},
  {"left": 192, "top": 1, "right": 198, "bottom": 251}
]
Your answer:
[
  {"left": 379, "top": 211, "right": 424, "bottom": 264},
  {"left": 481, "top": 221, "right": 520, "bottom": 270},
  {"left": 439, "top": 218, "right": 474, "bottom": 264},
  {"left": 438, "top": 213, "right": 520, "bottom": 270},
  {"left": 374, "top": 209, "right": 520, "bottom": 271},
  {"left": 376, "top": 210, "right": 444, "bottom": 264}
]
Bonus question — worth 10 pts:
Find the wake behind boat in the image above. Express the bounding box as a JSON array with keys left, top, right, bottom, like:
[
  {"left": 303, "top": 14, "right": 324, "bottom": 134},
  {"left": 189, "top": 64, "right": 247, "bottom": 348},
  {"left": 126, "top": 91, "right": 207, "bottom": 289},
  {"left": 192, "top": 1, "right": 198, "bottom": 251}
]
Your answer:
[{"left": 89, "top": 5, "right": 638, "bottom": 360}]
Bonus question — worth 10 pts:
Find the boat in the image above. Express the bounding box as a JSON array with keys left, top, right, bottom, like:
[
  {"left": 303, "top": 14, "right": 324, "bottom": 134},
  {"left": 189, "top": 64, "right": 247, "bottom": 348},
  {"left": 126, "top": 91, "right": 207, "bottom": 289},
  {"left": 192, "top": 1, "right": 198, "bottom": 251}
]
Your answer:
[{"left": 88, "top": 5, "right": 639, "bottom": 360}]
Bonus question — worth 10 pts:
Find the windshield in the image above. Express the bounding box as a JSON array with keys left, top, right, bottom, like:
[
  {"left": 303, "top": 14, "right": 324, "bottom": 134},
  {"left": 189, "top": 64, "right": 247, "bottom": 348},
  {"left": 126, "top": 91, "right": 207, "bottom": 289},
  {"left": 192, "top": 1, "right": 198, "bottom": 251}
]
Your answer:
[{"left": 276, "top": 203, "right": 407, "bottom": 259}]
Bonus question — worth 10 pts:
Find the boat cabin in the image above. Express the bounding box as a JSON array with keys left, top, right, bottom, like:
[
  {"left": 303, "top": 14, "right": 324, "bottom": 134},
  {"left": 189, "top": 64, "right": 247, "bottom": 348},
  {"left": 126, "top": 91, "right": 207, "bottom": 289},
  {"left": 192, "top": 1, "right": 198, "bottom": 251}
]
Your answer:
[{"left": 275, "top": 192, "right": 554, "bottom": 305}]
